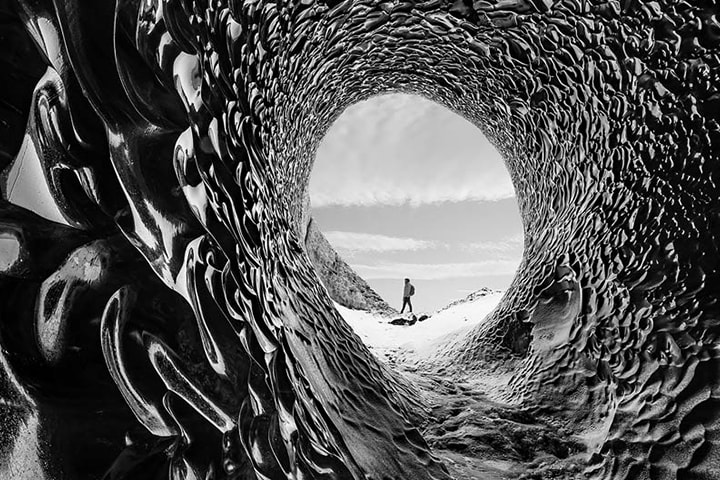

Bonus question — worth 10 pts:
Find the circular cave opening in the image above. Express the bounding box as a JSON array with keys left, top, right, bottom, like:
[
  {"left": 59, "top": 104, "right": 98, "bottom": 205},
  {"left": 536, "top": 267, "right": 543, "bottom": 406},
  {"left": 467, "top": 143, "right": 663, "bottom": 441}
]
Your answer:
[{"left": 303, "top": 93, "right": 524, "bottom": 338}]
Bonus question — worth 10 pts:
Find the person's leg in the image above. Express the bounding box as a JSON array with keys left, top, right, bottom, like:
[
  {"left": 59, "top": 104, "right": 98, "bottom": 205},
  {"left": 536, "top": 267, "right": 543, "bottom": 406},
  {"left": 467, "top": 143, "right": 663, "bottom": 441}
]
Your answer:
[
  {"left": 408, "top": 298, "right": 413, "bottom": 312},
  {"left": 402, "top": 297, "right": 411, "bottom": 313},
  {"left": 400, "top": 298, "right": 406, "bottom": 313}
]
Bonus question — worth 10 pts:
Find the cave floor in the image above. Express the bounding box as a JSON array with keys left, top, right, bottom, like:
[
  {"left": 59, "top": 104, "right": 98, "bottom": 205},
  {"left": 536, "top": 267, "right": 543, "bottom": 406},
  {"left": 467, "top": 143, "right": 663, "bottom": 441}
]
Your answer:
[
  {"left": 408, "top": 367, "right": 588, "bottom": 480},
  {"left": 337, "top": 296, "right": 590, "bottom": 480}
]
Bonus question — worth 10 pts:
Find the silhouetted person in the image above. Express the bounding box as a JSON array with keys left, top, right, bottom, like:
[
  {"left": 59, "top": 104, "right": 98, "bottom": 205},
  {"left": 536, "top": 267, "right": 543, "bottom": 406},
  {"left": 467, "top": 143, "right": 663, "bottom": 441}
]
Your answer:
[{"left": 400, "top": 278, "right": 414, "bottom": 313}]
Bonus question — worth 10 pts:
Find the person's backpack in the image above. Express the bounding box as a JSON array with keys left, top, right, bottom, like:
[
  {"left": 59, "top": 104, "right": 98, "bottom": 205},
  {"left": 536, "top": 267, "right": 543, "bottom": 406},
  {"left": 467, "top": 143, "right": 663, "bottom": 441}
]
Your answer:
[{"left": 409, "top": 285, "right": 415, "bottom": 296}]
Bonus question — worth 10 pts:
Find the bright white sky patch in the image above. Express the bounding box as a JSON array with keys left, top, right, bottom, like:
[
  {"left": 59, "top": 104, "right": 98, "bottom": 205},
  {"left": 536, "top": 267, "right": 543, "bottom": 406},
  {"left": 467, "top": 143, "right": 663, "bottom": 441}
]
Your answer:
[
  {"left": 323, "top": 231, "right": 435, "bottom": 253},
  {"left": 325, "top": 230, "right": 523, "bottom": 258},
  {"left": 354, "top": 260, "right": 519, "bottom": 280},
  {"left": 311, "top": 94, "right": 515, "bottom": 208},
  {"left": 461, "top": 233, "right": 524, "bottom": 255}
]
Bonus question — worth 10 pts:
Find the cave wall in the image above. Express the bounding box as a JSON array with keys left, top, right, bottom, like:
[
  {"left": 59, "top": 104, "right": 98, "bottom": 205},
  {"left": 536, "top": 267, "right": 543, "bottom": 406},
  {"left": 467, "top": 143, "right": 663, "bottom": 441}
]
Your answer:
[{"left": 0, "top": 0, "right": 720, "bottom": 479}]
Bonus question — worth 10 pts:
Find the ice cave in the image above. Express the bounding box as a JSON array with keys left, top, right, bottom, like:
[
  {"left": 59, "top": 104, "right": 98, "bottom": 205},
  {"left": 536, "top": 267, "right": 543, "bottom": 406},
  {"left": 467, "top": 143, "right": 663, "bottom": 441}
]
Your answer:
[{"left": 0, "top": 0, "right": 719, "bottom": 479}]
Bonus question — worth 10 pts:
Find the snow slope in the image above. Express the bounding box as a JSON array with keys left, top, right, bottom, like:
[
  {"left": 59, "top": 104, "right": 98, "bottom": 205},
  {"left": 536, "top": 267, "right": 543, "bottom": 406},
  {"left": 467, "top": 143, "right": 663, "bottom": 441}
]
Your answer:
[
  {"left": 336, "top": 290, "right": 503, "bottom": 361},
  {"left": 337, "top": 291, "right": 589, "bottom": 479}
]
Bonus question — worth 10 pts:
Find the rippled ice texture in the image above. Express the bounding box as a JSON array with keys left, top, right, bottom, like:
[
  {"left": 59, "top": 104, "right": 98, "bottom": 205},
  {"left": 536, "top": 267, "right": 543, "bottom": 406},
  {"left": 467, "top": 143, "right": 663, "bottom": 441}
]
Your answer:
[{"left": 1, "top": 0, "right": 720, "bottom": 479}]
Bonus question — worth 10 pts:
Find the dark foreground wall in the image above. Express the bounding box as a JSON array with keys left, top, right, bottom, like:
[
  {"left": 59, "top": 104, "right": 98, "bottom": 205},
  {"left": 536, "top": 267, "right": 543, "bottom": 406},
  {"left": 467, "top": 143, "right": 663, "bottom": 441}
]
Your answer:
[{"left": 0, "top": 0, "right": 719, "bottom": 479}]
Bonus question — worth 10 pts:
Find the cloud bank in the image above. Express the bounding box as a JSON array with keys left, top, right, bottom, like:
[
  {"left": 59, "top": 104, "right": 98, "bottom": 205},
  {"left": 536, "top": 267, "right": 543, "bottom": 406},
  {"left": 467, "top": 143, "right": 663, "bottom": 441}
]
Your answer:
[
  {"left": 310, "top": 94, "right": 516, "bottom": 208},
  {"left": 462, "top": 233, "right": 524, "bottom": 254},
  {"left": 323, "top": 230, "right": 523, "bottom": 256},
  {"left": 353, "top": 260, "right": 520, "bottom": 280},
  {"left": 323, "top": 231, "right": 436, "bottom": 253}
]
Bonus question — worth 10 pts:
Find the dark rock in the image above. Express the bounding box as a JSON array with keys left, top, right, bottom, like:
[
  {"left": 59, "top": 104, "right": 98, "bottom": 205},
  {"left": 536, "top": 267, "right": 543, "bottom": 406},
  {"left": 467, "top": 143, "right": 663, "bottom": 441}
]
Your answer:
[
  {"left": 304, "top": 218, "right": 392, "bottom": 314},
  {"left": 390, "top": 314, "right": 418, "bottom": 326}
]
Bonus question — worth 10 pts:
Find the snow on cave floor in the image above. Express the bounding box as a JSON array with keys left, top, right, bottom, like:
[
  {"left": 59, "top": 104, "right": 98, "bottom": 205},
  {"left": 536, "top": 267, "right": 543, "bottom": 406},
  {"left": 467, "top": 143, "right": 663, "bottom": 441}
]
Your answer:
[
  {"left": 335, "top": 292, "right": 589, "bottom": 480},
  {"left": 335, "top": 290, "right": 504, "bottom": 363}
]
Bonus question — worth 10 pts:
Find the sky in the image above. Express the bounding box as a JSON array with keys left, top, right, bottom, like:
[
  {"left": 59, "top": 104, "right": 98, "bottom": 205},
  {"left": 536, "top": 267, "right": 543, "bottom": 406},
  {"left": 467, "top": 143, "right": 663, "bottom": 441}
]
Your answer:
[{"left": 309, "top": 93, "right": 524, "bottom": 312}]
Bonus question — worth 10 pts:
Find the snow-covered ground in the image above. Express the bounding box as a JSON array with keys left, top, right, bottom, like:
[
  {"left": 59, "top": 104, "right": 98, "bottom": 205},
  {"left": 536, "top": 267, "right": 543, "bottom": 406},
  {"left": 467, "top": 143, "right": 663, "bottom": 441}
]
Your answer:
[
  {"left": 337, "top": 291, "right": 588, "bottom": 479},
  {"left": 336, "top": 290, "right": 504, "bottom": 361}
]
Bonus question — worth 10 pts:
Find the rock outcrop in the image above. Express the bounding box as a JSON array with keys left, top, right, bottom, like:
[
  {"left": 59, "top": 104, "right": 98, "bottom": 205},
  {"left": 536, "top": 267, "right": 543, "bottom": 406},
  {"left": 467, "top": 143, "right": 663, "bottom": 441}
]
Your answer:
[{"left": 304, "top": 218, "right": 392, "bottom": 313}]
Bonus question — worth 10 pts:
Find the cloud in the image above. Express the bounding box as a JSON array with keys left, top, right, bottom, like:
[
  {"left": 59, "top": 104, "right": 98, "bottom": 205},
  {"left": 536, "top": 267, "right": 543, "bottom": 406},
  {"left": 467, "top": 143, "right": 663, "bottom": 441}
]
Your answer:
[
  {"left": 461, "top": 233, "right": 524, "bottom": 254},
  {"left": 310, "top": 93, "right": 516, "bottom": 208},
  {"left": 322, "top": 231, "right": 524, "bottom": 258},
  {"left": 323, "top": 231, "right": 435, "bottom": 253},
  {"left": 353, "top": 260, "right": 520, "bottom": 280}
]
